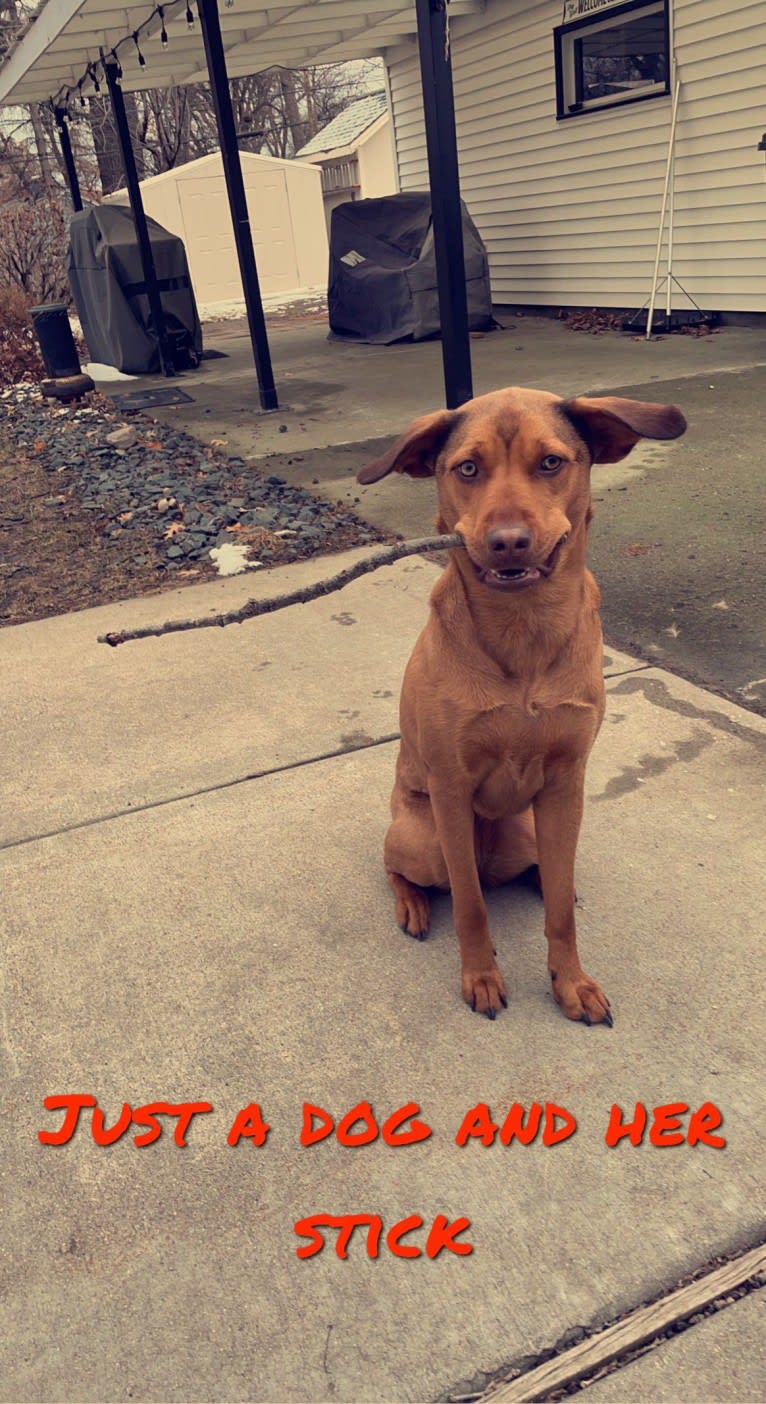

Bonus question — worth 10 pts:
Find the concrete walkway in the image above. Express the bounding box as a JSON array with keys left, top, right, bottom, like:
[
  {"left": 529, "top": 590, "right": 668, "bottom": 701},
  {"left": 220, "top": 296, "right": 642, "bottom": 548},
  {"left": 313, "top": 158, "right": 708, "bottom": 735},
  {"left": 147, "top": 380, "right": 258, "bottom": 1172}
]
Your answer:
[{"left": 1, "top": 550, "right": 764, "bottom": 1402}]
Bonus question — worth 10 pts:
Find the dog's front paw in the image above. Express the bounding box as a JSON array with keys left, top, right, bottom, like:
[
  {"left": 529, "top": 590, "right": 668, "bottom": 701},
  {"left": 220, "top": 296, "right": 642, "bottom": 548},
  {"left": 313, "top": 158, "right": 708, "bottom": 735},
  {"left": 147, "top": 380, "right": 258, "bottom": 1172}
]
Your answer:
[
  {"left": 550, "top": 967, "right": 612, "bottom": 1026},
  {"left": 462, "top": 965, "right": 508, "bottom": 1020}
]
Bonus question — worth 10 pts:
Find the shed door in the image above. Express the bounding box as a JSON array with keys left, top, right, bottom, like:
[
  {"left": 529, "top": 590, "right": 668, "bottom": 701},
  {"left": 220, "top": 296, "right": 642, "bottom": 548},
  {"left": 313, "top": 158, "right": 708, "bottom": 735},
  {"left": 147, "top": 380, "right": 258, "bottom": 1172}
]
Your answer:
[
  {"left": 180, "top": 169, "right": 299, "bottom": 304},
  {"left": 245, "top": 167, "right": 300, "bottom": 295}
]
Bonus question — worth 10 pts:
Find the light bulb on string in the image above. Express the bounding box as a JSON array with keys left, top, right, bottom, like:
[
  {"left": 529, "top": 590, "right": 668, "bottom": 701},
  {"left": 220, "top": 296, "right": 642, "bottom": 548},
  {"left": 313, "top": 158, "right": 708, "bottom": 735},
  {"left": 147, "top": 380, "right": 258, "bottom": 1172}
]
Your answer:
[
  {"left": 133, "top": 31, "right": 147, "bottom": 68},
  {"left": 78, "top": 79, "right": 86, "bottom": 107},
  {"left": 159, "top": 7, "right": 168, "bottom": 46},
  {"left": 111, "top": 48, "right": 123, "bottom": 80},
  {"left": 185, "top": 4, "right": 195, "bottom": 27}
]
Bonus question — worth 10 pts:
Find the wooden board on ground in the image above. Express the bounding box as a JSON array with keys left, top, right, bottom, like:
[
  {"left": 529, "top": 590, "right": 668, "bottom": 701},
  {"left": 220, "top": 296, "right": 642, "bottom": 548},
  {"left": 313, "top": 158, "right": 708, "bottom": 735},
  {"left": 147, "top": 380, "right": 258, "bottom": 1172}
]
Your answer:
[{"left": 489, "top": 1242, "right": 766, "bottom": 1402}]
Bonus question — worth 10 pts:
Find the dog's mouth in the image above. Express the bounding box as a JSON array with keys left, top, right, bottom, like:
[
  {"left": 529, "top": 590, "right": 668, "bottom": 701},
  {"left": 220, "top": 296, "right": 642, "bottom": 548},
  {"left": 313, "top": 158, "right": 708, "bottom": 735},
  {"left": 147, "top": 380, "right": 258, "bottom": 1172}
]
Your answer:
[{"left": 469, "top": 533, "right": 570, "bottom": 590}]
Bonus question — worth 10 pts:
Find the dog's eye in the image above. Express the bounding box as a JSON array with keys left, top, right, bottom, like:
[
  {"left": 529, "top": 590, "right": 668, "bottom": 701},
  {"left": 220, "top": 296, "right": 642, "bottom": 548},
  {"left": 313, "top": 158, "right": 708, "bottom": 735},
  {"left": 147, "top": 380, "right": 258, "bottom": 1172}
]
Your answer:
[
  {"left": 540, "top": 454, "right": 564, "bottom": 475},
  {"left": 455, "top": 461, "right": 479, "bottom": 479}
]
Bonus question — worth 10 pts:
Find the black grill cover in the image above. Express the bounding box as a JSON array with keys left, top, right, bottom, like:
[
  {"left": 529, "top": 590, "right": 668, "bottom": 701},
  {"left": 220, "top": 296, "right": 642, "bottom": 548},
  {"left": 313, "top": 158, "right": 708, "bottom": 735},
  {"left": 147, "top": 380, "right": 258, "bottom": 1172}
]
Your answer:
[
  {"left": 328, "top": 192, "right": 492, "bottom": 344},
  {"left": 67, "top": 204, "right": 202, "bottom": 374}
]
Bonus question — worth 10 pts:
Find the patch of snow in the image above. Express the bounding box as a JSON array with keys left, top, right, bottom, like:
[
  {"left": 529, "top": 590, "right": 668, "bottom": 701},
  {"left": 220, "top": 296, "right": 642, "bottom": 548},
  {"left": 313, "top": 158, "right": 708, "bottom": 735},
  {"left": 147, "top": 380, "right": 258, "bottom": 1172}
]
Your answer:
[
  {"left": 209, "top": 542, "right": 261, "bottom": 577},
  {"left": 199, "top": 287, "right": 326, "bottom": 321},
  {"left": 85, "top": 363, "right": 138, "bottom": 381}
]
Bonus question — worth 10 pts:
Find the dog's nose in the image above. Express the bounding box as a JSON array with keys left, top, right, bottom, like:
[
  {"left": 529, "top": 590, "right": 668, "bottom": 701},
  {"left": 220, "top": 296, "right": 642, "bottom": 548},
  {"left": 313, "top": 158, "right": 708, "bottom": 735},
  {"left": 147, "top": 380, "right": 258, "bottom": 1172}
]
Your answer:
[{"left": 486, "top": 525, "right": 533, "bottom": 562}]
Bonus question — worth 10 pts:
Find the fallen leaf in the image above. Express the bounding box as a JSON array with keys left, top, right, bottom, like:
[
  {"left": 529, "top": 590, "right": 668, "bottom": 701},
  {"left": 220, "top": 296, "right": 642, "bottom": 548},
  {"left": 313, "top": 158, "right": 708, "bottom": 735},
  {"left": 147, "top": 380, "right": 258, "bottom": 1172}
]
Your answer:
[
  {"left": 712, "top": 599, "right": 729, "bottom": 610},
  {"left": 163, "top": 521, "right": 185, "bottom": 540},
  {"left": 178, "top": 569, "right": 200, "bottom": 577},
  {"left": 623, "top": 543, "right": 653, "bottom": 556},
  {"left": 118, "top": 511, "right": 133, "bottom": 523}
]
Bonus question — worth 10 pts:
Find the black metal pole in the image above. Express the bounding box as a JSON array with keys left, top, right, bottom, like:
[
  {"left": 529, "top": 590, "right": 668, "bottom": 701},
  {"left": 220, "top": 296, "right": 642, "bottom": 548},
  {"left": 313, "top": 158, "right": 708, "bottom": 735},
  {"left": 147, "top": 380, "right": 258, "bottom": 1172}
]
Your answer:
[
  {"left": 415, "top": 0, "right": 473, "bottom": 408},
  {"left": 53, "top": 107, "right": 83, "bottom": 212},
  {"left": 103, "top": 61, "right": 175, "bottom": 377},
  {"left": 197, "top": 0, "right": 278, "bottom": 411}
]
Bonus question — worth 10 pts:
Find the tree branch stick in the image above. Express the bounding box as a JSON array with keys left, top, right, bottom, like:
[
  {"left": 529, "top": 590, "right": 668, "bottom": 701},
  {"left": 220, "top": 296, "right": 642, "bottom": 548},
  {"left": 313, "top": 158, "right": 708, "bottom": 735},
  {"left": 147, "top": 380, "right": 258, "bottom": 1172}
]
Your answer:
[{"left": 98, "top": 534, "right": 463, "bottom": 647}]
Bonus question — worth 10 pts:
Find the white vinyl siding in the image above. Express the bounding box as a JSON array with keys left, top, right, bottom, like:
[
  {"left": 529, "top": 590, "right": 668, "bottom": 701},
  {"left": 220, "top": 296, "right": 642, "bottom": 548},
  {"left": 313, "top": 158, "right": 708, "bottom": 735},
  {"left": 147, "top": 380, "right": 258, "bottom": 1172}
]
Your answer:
[{"left": 386, "top": 0, "right": 766, "bottom": 312}]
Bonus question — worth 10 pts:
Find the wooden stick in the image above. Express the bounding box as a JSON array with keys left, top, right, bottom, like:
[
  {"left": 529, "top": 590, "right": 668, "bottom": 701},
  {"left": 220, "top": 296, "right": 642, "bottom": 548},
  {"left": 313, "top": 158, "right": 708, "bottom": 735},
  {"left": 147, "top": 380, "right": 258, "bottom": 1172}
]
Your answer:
[
  {"left": 489, "top": 1241, "right": 766, "bottom": 1402},
  {"left": 98, "top": 533, "right": 462, "bottom": 647}
]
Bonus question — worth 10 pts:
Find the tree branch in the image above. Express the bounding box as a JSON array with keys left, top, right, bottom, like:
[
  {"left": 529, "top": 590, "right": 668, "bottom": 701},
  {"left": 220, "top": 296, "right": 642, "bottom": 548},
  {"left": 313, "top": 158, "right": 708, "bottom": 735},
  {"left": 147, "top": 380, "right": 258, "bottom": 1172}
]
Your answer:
[{"left": 98, "top": 534, "right": 462, "bottom": 648}]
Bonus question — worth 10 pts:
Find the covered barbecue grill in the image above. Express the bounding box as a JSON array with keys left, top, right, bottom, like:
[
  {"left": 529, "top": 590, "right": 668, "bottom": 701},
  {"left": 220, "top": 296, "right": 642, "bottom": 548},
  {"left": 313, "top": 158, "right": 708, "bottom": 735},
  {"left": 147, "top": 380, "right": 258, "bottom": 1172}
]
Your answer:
[
  {"left": 328, "top": 192, "right": 493, "bottom": 344},
  {"left": 67, "top": 204, "right": 203, "bottom": 374}
]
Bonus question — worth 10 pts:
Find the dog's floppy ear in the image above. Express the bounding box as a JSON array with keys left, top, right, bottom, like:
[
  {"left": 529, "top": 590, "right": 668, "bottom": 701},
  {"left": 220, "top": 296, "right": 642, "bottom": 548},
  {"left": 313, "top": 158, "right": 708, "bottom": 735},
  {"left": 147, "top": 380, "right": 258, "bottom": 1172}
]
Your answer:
[
  {"left": 357, "top": 409, "right": 456, "bottom": 484},
  {"left": 562, "top": 396, "right": 687, "bottom": 464}
]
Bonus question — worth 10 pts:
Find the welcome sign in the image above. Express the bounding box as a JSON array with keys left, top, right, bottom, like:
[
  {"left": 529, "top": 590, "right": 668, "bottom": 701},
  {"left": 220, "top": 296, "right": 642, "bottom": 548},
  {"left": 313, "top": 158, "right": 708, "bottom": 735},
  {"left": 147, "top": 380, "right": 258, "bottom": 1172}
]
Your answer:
[{"left": 563, "top": 0, "right": 625, "bottom": 21}]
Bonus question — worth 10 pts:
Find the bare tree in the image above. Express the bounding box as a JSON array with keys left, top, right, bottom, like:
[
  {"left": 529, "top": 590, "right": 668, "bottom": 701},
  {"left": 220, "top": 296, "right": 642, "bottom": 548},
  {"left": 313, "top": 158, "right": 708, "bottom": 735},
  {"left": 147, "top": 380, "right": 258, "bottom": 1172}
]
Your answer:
[
  {"left": 0, "top": 195, "right": 69, "bottom": 301},
  {"left": 0, "top": 0, "right": 58, "bottom": 190}
]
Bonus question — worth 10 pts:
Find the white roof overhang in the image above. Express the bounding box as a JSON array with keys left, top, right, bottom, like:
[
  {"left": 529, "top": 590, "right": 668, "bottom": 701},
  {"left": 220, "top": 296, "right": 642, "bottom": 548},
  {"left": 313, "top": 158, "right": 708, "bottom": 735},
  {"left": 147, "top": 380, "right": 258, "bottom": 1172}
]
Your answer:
[{"left": 0, "top": 0, "right": 483, "bottom": 108}]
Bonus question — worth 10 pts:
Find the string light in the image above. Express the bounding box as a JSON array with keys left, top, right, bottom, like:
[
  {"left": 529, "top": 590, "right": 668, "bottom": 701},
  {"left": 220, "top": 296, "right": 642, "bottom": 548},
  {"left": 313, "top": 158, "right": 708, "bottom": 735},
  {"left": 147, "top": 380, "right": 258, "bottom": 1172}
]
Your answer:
[{"left": 55, "top": 1, "right": 202, "bottom": 110}]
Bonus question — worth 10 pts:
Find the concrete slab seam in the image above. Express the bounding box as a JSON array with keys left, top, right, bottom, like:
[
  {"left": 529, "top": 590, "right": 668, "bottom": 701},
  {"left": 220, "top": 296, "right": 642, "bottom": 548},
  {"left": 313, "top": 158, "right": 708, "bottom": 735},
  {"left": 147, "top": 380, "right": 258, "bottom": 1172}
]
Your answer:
[{"left": 0, "top": 732, "right": 401, "bottom": 854}]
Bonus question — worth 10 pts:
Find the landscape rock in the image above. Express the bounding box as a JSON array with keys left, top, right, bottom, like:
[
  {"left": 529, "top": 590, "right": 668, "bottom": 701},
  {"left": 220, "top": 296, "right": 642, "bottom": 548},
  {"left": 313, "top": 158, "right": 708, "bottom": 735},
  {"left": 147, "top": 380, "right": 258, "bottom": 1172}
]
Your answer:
[
  {"left": 1, "top": 384, "right": 387, "bottom": 575},
  {"left": 105, "top": 424, "right": 139, "bottom": 450}
]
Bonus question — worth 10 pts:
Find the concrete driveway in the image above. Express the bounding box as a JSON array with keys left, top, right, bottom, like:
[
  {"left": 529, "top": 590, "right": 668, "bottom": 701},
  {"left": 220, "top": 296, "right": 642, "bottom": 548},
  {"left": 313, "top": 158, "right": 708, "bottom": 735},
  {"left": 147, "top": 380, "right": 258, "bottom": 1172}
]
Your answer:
[
  {"left": 2, "top": 551, "right": 764, "bottom": 1402},
  {"left": 116, "top": 316, "right": 766, "bottom": 714}
]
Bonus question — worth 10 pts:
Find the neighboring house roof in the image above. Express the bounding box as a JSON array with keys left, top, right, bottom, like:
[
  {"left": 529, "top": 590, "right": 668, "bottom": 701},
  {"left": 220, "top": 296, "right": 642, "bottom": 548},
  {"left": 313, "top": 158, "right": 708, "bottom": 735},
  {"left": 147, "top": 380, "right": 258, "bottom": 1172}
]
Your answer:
[{"left": 296, "top": 92, "right": 388, "bottom": 158}]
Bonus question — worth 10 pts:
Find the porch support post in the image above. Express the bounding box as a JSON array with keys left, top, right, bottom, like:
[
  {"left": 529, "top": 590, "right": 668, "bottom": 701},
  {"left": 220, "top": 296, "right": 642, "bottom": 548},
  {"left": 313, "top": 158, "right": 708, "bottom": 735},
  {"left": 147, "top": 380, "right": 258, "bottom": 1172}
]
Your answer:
[
  {"left": 53, "top": 107, "right": 83, "bottom": 212},
  {"left": 103, "top": 61, "right": 175, "bottom": 377},
  {"left": 197, "top": 0, "right": 278, "bottom": 411},
  {"left": 415, "top": 0, "right": 473, "bottom": 408}
]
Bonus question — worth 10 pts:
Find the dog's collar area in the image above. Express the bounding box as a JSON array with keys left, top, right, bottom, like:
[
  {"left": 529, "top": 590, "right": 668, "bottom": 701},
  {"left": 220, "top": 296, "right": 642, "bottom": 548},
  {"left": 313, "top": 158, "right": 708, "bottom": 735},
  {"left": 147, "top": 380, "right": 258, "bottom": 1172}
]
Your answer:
[{"left": 467, "top": 532, "right": 570, "bottom": 590}]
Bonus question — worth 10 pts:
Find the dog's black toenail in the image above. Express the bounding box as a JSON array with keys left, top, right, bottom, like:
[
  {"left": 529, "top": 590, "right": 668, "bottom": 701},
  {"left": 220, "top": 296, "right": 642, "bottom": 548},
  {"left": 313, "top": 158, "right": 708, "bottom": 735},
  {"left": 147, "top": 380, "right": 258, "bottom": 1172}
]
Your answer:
[
  {"left": 500, "top": 993, "right": 508, "bottom": 1008},
  {"left": 581, "top": 1012, "right": 592, "bottom": 1026},
  {"left": 486, "top": 1007, "right": 497, "bottom": 1021},
  {"left": 603, "top": 1010, "right": 614, "bottom": 1028}
]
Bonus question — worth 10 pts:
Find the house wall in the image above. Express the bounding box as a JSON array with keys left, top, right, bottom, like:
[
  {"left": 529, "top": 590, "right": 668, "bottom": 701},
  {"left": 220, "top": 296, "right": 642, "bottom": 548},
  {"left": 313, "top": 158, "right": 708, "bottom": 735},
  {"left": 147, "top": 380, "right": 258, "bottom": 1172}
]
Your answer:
[
  {"left": 108, "top": 153, "right": 327, "bottom": 308},
  {"left": 385, "top": 0, "right": 766, "bottom": 312},
  {"left": 357, "top": 118, "right": 398, "bottom": 199}
]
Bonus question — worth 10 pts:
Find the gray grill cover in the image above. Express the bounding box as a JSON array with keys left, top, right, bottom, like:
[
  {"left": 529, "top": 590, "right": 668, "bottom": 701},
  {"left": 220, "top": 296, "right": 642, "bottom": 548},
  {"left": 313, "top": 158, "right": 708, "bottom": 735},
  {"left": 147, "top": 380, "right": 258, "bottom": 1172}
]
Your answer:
[
  {"left": 67, "top": 204, "right": 202, "bottom": 374},
  {"left": 328, "top": 192, "right": 492, "bottom": 344}
]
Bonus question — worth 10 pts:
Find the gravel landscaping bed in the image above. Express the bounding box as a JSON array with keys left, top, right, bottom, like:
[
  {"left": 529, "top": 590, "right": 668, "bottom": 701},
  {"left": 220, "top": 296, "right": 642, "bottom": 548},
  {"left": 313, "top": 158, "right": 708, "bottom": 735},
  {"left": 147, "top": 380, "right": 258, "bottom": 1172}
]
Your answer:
[{"left": 1, "top": 384, "right": 388, "bottom": 625}]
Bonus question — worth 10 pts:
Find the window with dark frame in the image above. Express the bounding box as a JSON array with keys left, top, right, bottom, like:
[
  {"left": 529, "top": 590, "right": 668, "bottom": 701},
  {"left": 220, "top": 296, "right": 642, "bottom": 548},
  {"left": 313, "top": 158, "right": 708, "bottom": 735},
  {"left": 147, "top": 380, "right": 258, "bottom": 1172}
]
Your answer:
[{"left": 554, "top": 0, "right": 670, "bottom": 121}]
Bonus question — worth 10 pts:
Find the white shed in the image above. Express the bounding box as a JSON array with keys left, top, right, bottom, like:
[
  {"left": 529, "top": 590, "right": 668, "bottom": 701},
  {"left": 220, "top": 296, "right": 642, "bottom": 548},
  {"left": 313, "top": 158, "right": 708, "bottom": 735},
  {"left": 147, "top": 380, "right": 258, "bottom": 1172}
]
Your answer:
[{"left": 107, "top": 150, "right": 328, "bottom": 311}]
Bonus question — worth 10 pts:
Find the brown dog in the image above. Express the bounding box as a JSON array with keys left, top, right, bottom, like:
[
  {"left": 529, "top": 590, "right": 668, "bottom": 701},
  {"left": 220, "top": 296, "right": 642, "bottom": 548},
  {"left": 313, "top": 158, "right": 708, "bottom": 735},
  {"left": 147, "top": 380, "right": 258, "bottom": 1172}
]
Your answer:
[{"left": 357, "top": 388, "right": 686, "bottom": 1023}]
